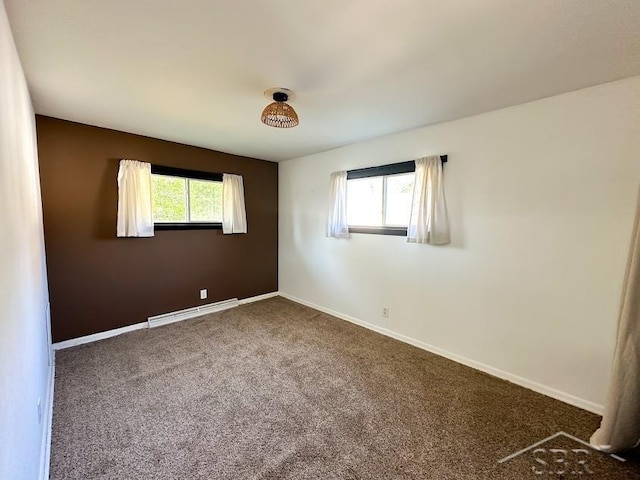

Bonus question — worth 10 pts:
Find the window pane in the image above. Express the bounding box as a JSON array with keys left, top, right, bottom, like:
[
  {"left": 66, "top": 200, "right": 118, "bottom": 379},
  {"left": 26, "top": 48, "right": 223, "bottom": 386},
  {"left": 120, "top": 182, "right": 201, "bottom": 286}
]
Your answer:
[
  {"left": 152, "top": 175, "right": 186, "bottom": 222},
  {"left": 347, "top": 177, "right": 383, "bottom": 226},
  {"left": 189, "top": 179, "right": 222, "bottom": 222},
  {"left": 384, "top": 173, "right": 414, "bottom": 226}
]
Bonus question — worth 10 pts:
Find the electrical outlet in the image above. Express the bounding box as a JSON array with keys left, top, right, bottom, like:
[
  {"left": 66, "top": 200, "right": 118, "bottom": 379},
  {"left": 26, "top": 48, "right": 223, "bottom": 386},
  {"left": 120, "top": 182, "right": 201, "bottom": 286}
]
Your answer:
[
  {"left": 200, "top": 289, "right": 207, "bottom": 300},
  {"left": 37, "top": 397, "right": 42, "bottom": 424},
  {"left": 382, "top": 306, "right": 389, "bottom": 318}
]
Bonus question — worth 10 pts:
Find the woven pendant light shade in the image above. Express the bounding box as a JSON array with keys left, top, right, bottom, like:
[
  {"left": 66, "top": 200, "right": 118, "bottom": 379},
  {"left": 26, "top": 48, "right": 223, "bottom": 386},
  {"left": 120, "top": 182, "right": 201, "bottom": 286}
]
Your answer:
[{"left": 261, "top": 91, "right": 299, "bottom": 128}]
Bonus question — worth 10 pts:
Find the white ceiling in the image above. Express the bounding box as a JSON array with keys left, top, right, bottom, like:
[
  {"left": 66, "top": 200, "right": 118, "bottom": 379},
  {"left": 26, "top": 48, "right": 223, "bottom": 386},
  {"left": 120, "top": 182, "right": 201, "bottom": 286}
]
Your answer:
[{"left": 5, "top": 1, "right": 640, "bottom": 162}]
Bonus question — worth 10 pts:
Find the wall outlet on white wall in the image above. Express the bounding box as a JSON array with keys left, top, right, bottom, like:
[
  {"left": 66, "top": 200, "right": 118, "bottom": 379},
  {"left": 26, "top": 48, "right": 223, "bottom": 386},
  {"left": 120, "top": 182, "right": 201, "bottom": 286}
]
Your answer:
[
  {"left": 200, "top": 289, "right": 208, "bottom": 300},
  {"left": 37, "top": 397, "right": 42, "bottom": 424},
  {"left": 382, "top": 306, "right": 389, "bottom": 318}
]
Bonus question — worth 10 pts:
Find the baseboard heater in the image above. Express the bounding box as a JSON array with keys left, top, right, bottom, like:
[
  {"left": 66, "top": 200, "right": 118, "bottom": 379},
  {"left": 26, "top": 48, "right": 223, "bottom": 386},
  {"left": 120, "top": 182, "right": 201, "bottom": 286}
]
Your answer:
[{"left": 147, "top": 298, "right": 239, "bottom": 329}]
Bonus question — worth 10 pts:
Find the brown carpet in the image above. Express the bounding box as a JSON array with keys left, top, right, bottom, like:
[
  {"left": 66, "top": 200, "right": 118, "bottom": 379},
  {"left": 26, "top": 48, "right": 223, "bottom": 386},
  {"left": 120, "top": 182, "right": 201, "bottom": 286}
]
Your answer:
[{"left": 50, "top": 297, "right": 640, "bottom": 479}]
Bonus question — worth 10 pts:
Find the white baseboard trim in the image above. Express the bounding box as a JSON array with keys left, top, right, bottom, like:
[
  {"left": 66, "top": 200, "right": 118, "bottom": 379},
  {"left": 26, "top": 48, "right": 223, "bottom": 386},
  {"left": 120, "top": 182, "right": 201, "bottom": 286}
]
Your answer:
[
  {"left": 53, "top": 322, "right": 147, "bottom": 350},
  {"left": 239, "top": 291, "right": 280, "bottom": 304},
  {"left": 279, "top": 292, "right": 604, "bottom": 415},
  {"left": 52, "top": 292, "right": 281, "bottom": 350},
  {"left": 39, "top": 357, "right": 55, "bottom": 480}
]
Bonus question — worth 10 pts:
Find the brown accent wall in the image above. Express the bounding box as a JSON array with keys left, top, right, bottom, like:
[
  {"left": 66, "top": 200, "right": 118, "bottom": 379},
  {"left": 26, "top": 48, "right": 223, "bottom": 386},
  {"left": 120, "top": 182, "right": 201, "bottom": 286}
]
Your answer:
[{"left": 36, "top": 116, "right": 278, "bottom": 342}]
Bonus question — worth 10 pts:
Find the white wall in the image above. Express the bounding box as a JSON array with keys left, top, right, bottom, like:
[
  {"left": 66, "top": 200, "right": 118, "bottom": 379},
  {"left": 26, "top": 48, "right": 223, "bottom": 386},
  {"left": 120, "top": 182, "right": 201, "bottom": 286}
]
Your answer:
[
  {"left": 0, "top": 1, "right": 53, "bottom": 479},
  {"left": 279, "top": 76, "right": 640, "bottom": 412}
]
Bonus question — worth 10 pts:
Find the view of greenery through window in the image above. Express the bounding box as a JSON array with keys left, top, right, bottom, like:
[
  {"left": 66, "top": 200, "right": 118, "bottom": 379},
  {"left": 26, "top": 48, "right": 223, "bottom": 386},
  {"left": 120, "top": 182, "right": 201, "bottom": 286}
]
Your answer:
[
  {"left": 189, "top": 179, "right": 223, "bottom": 222},
  {"left": 151, "top": 174, "right": 222, "bottom": 223}
]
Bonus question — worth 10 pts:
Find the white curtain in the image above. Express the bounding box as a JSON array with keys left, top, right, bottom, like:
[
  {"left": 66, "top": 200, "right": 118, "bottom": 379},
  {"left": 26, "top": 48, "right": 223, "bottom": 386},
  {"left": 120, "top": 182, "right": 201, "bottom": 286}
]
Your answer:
[
  {"left": 116, "top": 159, "right": 154, "bottom": 237},
  {"left": 222, "top": 173, "right": 247, "bottom": 234},
  {"left": 407, "top": 156, "right": 450, "bottom": 245},
  {"left": 327, "top": 171, "right": 349, "bottom": 238},
  {"left": 591, "top": 189, "right": 640, "bottom": 453}
]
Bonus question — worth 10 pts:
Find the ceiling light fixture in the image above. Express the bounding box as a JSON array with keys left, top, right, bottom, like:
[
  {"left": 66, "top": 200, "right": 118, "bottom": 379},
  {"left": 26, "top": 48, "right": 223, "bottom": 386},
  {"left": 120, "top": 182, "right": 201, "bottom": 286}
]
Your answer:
[{"left": 261, "top": 88, "right": 299, "bottom": 128}]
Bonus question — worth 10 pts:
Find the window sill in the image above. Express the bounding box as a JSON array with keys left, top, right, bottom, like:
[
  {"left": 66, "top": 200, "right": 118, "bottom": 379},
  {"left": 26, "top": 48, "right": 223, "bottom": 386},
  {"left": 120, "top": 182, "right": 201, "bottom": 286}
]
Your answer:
[
  {"left": 348, "top": 226, "right": 407, "bottom": 236},
  {"left": 154, "top": 223, "right": 222, "bottom": 230}
]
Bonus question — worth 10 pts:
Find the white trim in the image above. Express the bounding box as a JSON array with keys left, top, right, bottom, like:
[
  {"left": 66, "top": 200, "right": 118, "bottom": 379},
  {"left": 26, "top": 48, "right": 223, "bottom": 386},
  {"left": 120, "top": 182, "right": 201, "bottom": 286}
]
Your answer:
[
  {"left": 53, "top": 322, "right": 147, "bottom": 350},
  {"left": 278, "top": 292, "right": 604, "bottom": 415},
  {"left": 45, "top": 302, "right": 53, "bottom": 367},
  {"left": 239, "top": 291, "right": 280, "bottom": 304},
  {"left": 148, "top": 298, "right": 239, "bottom": 328},
  {"left": 39, "top": 358, "right": 55, "bottom": 480}
]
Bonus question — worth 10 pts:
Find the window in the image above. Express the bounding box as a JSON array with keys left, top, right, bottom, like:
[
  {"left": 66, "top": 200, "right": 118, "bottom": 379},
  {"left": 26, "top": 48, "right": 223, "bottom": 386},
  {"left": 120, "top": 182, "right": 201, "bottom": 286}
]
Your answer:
[
  {"left": 347, "top": 173, "right": 414, "bottom": 227},
  {"left": 150, "top": 165, "right": 222, "bottom": 229},
  {"left": 346, "top": 161, "right": 415, "bottom": 236},
  {"left": 345, "top": 157, "right": 447, "bottom": 236}
]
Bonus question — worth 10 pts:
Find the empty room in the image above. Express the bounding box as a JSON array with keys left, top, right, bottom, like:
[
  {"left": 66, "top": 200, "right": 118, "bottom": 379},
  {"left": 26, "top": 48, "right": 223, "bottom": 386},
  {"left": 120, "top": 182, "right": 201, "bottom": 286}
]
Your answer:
[{"left": 2, "top": 1, "right": 640, "bottom": 479}]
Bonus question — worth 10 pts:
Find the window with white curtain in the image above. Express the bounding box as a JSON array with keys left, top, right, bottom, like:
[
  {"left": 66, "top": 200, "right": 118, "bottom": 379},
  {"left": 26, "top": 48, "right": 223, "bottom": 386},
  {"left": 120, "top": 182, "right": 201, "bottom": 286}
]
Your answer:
[{"left": 343, "top": 157, "right": 449, "bottom": 241}]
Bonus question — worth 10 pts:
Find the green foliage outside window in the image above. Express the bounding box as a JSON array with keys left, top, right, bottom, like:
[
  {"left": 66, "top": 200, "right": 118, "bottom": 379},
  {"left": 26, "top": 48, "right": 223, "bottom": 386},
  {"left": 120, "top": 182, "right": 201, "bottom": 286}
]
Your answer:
[
  {"left": 189, "top": 179, "right": 222, "bottom": 222},
  {"left": 152, "top": 175, "right": 222, "bottom": 223}
]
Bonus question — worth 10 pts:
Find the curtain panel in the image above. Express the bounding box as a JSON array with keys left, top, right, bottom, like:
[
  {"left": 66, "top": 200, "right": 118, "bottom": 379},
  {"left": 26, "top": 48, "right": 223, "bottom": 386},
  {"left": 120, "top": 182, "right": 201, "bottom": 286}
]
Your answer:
[
  {"left": 591, "top": 188, "right": 640, "bottom": 453},
  {"left": 407, "top": 156, "right": 450, "bottom": 245},
  {"left": 222, "top": 173, "right": 247, "bottom": 234},
  {"left": 327, "top": 171, "right": 349, "bottom": 239},
  {"left": 116, "top": 159, "right": 154, "bottom": 237}
]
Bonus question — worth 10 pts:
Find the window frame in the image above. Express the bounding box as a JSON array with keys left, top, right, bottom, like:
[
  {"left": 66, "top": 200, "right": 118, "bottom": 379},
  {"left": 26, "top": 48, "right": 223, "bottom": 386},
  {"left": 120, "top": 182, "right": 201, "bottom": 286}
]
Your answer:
[
  {"left": 151, "top": 164, "right": 223, "bottom": 230},
  {"left": 346, "top": 156, "right": 447, "bottom": 236}
]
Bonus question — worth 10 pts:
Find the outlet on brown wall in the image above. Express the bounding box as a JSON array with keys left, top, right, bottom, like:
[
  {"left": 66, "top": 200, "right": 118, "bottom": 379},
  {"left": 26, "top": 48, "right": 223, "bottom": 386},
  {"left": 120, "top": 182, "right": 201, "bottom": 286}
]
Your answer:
[{"left": 36, "top": 116, "right": 278, "bottom": 342}]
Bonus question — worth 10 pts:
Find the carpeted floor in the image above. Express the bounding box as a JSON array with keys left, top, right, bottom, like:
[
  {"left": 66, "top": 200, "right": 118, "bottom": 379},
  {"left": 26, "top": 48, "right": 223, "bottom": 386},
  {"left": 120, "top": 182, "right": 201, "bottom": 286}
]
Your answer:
[{"left": 51, "top": 297, "right": 640, "bottom": 479}]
